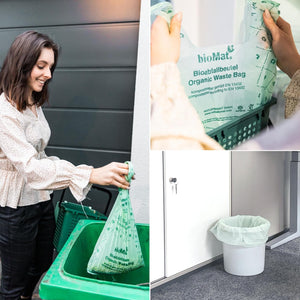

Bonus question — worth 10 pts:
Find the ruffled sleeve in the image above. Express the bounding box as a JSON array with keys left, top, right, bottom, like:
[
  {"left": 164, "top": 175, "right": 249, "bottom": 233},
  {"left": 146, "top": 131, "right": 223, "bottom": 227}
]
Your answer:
[
  {"left": 284, "top": 69, "right": 300, "bottom": 118},
  {"left": 0, "top": 113, "right": 93, "bottom": 202},
  {"left": 151, "top": 62, "right": 223, "bottom": 150}
]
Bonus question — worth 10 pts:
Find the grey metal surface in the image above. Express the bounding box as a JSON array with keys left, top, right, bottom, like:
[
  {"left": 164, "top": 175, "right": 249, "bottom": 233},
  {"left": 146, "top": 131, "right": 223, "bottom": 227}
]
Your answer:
[
  {"left": 47, "top": 69, "right": 136, "bottom": 109},
  {"left": 0, "top": 0, "right": 140, "bottom": 27},
  {"left": 0, "top": 24, "right": 139, "bottom": 68},
  {"left": 267, "top": 152, "right": 300, "bottom": 249},
  {"left": 231, "top": 151, "right": 289, "bottom": 236},
  {"left": 45, "top": 147, "right": 130, "bottom": 167},
  {"left": 52, "top": 187, "right": 119, "bottom": 216},
  {"left": 44, "top": 110, "right": 133, "bottom": 150}
]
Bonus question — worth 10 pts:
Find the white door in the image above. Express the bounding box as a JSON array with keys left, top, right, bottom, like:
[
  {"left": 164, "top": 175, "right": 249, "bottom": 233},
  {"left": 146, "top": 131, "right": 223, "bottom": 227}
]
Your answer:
[
  {"left": 150, "top": 151, "right": 165, "bottom": 282},
  {"left": 164, "top": 151, "right": 230, "bottom": 277}
]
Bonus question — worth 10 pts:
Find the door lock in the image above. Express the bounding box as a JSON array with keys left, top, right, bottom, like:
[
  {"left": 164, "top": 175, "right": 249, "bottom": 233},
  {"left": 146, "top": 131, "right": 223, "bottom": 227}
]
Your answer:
[{"left": 169, "top": 177, "right": 178, "bottom": 194}]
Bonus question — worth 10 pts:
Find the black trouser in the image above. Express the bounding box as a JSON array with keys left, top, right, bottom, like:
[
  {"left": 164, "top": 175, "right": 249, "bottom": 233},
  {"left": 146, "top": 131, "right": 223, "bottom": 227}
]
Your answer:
[{"left": 0, "top": 199, "right": 55, "bottom": 300}]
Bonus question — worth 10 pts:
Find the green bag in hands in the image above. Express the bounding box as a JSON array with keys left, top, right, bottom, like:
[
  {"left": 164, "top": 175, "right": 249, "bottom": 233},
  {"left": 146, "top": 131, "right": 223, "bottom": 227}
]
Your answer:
[
  {"left": 151, "top": 0, "right": 280, "bottom": 132},
  {"left": 87, "top": 161, "right": 145, "bottom": 275}
]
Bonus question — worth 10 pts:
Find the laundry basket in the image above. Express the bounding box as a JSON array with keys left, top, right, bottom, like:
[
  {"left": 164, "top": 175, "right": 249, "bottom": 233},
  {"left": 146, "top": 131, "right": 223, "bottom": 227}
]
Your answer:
[
  {"left": 53, "top": 186, "right": 112, "bottom": 252},
  {"left": 207, "top": 97, "right": 277, "bottom": 149}
]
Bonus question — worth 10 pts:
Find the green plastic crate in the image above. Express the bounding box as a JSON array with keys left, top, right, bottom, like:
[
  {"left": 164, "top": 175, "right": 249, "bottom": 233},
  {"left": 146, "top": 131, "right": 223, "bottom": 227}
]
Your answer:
[
  {"left": 53, "top": 201, "right": 107, "bottom": 252},
  {"left": 207, "top": 97, "right": 277, "bottom": 150},
  {"left": 40, "top": 220, "right": 149, "bottom": 300}
]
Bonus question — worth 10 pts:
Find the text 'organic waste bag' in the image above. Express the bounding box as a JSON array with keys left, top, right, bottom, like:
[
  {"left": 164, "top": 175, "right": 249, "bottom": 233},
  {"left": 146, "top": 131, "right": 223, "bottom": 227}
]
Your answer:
[
  {"left": 151, "top": 0, "right": 280, "bottom": 132},
  {"left": 87, "top": 161, "right": 145, "bottom": 275}
]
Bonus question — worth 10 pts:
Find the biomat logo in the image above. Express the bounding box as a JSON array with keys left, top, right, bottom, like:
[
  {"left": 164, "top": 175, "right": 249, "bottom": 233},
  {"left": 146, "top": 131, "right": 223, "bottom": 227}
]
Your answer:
[
  {"left": 198, "top": 45, "right": 234, "bottom": 63},
  {"left": 236, "top": 105, "right": 245, "bottom": 113}
]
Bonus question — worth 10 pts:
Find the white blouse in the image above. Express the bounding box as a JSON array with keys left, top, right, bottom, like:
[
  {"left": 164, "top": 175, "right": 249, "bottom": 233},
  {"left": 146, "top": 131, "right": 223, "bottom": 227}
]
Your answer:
[
  {"left": 0, "top": 93, "right": 93, "bottom": 208},
  {"left": 151, "top": 62, "right": 223, "bottom": 150}
]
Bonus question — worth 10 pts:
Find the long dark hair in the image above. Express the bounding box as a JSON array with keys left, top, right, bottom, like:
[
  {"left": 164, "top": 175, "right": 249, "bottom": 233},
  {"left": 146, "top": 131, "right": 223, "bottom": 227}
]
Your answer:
[{"left": 0, "top": 31, "right": 59, "bottom": 111}]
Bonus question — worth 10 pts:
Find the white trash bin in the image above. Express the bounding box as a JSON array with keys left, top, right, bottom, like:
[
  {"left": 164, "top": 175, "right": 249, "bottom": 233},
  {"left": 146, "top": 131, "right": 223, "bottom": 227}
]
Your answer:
[
  {"left": 223, "top": 242, "right": 266, "bottom": 276},
  {"left": 210, "top": 215, "right": 270, "bottom": 276}
]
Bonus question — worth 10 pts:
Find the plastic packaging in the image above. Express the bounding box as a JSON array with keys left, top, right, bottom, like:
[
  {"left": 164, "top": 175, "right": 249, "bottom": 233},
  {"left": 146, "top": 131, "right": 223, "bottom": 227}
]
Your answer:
[
  {"left": 151, "top": 0, "right": 280, "bottom": 132},
  {"left": 87, "top": 162, "right": 145, "bottom": 275}
]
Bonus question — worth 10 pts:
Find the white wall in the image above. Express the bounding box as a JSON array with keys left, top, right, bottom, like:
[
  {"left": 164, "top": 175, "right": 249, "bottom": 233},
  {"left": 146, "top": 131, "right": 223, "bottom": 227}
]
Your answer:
[
  {"left": 172, "top": 0, "right": 300, "bottom": 48},
  {"left": 172, "top": 0, "right": 236, "bottom": 47},
  {"left": 130, "top": 0, "right": 149, "bottom": 223},
  {"left": 279, "top": 0, "right": 300, "bottom": 50}
]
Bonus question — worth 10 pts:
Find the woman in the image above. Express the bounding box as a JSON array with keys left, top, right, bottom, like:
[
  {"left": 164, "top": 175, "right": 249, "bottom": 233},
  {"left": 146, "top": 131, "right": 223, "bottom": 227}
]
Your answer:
[{"left": 0, "top": 31, "right": 130, "bottom": 300}]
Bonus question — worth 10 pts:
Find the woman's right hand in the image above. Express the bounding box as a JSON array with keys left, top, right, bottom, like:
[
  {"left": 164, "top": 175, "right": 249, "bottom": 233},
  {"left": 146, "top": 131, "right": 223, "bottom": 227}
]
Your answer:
[
  {"left": 89, "top": 162, "right": 130, "bottom": 189},
  {"left": 151, "top": 12, "right": 182, "bottom": 66},
  {"left": 263, "top": 10, "right": 300, "bottom": 78}
]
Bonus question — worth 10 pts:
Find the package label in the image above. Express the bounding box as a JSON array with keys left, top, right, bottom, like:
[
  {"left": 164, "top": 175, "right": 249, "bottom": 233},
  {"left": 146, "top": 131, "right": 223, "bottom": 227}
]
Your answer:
[{"left": 151, "top": 0, "right": 280, "bottom": 131}]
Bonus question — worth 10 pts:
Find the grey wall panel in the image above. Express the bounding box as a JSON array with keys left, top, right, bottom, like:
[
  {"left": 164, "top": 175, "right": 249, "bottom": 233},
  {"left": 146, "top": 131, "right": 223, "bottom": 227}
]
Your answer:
[
  {"left": 0, "top": 0, "right": 140, "bottom": 28},
  {"left": 52, "top": 187, "right": 119, "bottom": 215},
  {"left": 47, "top": 69, "right": 136, "bottom": 109},
  {"left": 86, "top": 187, "right": 118, "bottom": 215},
  {"left": 45, "top": 147, "right": 130, "bottom": 167},
  {"left": 0, "top": 23, "right": 139, "bottom": 68},
  {"left": 44, "top": 110, "right": 133, "bottom": 151}
]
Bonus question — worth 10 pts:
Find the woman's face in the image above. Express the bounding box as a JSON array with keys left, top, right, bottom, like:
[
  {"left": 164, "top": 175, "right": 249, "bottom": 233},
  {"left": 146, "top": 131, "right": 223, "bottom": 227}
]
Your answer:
[{"left": 28, "top": 47, "right": 54, "bottom": 93}]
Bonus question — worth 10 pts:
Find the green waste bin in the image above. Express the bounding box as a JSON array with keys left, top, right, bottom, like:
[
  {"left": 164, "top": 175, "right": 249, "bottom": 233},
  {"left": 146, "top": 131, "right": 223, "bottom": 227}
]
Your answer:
[{"left": 40, "top": 220, "right": 149, "bottom": 300}]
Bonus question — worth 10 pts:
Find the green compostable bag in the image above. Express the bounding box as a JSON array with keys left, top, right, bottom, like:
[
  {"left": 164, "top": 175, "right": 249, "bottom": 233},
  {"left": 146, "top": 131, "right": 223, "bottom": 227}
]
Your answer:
[
  {"left": 151, "top": 0, "right": 280, "bottom": 132},
  {"left": 87, "top": 161, "right": 144, "bottom": 274},
  {"left": 210, "top": 215, "right": 270, "bottom": 247}
]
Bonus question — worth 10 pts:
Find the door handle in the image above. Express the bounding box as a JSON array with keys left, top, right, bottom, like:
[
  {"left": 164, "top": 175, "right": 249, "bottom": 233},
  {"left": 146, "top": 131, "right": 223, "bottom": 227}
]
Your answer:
[{"left": 169, "top": 177, "right": 178, "bottom": 194}]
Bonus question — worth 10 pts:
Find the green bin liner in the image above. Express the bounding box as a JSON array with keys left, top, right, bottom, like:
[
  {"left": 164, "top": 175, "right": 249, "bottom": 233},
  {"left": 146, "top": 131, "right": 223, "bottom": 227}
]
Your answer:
[
  {"left": 40, "top": 220, "right": 149, "bottom": 300},
  {"left": 87, "top": 161, "right": 144, "bottom": 275},
  {"left": 210, "top": 215, "right": 270, "bottom": 247}
]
